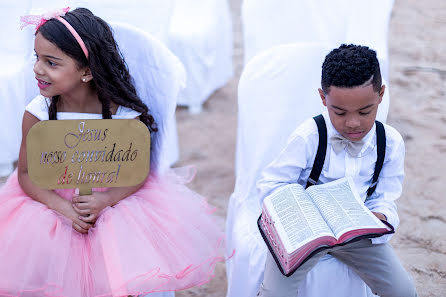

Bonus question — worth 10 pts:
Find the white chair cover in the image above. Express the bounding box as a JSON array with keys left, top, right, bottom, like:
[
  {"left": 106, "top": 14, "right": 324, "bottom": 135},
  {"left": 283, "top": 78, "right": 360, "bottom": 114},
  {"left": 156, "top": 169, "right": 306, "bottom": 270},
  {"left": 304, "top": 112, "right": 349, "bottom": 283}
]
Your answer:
[
  {"left": 168, "top": 0, "right": 233, "bottom": 113},
  {"left": 242, "top": 0, "right": 393, "bottom": 82},
  {"left": 242, "top": 0, "right": 351, "bottom": 65},
  {"left": 75, "top": 0, "right": 174, "bottom": 44},
  {"left": 0, "top": 1, "right": 37, "bottom": 176},
  {"left": 345, "top": 0, "right": 395, "bottom": 86},
  {"left": 226, "top": 43, "right": 384, "bottom": 297},
  {"left": 111, "top": 22, "right": 185, "bottom": 174},
  {"left": 28, "top": 0, "right": 174, "bottom": 43}
]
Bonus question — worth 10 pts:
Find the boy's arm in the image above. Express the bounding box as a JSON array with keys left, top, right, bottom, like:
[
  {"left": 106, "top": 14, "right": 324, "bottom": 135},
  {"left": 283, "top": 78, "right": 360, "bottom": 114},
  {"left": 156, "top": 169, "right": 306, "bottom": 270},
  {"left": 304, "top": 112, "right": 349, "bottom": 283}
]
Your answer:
[
  {"left": 365, "top": 128, "right": 405, "bottom": 244},
  {"left": 256, "top": 123, "right": 317, "bottom": 207}
]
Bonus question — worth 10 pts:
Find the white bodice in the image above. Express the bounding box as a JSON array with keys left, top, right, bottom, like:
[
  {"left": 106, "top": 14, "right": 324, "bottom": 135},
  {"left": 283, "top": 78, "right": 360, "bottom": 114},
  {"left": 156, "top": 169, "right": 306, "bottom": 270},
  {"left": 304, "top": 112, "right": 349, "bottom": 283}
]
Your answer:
[{"left": 25, "top": 95, "right": 141, "bottom": 121}]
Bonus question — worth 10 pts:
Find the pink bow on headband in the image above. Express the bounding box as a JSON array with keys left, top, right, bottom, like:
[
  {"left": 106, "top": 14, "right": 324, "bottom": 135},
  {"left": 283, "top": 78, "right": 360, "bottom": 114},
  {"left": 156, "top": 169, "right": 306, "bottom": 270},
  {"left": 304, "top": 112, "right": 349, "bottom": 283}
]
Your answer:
[
  {"left": 20, "top": 7, "right": 70, "bottom": 30},
  {"left": 20, "top": 7, "right": 89, "bottom": 59}
]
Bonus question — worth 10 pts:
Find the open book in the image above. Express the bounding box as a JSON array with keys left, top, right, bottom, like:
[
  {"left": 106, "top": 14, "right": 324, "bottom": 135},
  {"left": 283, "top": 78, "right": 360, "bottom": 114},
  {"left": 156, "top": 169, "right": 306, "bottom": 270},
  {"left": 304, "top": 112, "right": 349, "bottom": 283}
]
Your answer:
[{"left": 258, "top": 177, "right": 394, "bottom": 276}]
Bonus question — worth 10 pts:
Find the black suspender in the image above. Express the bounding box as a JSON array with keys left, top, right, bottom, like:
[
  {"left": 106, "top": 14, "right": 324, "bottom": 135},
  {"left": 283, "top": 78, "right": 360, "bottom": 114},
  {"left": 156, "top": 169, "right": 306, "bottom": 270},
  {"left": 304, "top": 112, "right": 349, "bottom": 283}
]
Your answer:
[
  {"left": 306, "top": 115, "right": 327, "bottom": 189},
  {"left": 367, "top": 121, "right": 386, "bottom": 197},
  {"left": 306, "top": 115, "right": 386, "bottom": 198}
]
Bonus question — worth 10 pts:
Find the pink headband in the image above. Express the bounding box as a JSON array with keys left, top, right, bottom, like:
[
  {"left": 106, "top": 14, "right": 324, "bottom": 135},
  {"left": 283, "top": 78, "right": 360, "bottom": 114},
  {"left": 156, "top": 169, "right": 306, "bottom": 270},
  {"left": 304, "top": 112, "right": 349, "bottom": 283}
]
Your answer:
[{"left": 20, "top": 7, "right": 89, "bottom": 59}]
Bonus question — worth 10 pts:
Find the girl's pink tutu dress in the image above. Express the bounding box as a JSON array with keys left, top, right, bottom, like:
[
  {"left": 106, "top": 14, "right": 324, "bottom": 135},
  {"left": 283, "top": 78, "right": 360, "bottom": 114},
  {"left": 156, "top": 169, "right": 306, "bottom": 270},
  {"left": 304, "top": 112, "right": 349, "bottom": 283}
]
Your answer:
[{"left": 0, "top": 96, "right": 227, "bottom": 297}]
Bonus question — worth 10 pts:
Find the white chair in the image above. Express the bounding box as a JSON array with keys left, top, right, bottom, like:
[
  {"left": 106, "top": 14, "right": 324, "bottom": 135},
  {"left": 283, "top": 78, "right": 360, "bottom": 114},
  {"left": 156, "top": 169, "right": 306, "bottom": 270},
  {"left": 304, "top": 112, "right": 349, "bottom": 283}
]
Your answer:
[
  {"left": 167, "top": 0, "right": 233, "bottom": 113},
  {"left": 111, "top": 22, "right": 185, "bottom": 174},
  {"left": 226, "top": 43, "right": 386, "bottom": 297},
  {"left": 242, "top": 0, "right": 393, "bottom": 83},
  {"left": 0, "top": 0, "right": 37, "bottom": 176}
]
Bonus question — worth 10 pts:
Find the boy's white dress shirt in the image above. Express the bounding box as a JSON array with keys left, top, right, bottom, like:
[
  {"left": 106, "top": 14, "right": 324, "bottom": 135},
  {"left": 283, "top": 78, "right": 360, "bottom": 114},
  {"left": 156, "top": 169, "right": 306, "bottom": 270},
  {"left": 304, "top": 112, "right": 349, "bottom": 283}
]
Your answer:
[{"left": 257, "top": 112, "right": 405, "bottom": 244}]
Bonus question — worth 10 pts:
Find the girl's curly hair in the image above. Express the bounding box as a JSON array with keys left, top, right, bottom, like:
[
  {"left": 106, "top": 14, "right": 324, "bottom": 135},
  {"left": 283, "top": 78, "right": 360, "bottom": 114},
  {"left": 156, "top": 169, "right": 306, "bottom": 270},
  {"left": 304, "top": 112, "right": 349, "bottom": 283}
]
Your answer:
[{"left": 38, "top": 8, "right": 157, "bottom": 133}]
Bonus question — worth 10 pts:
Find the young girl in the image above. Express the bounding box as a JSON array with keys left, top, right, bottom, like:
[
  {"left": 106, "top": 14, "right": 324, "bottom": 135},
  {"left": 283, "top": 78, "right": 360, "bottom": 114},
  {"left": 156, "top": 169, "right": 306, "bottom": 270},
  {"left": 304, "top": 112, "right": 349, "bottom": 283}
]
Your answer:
[{"left": 0, "top": 7, "right": 226, "bottom": 297}]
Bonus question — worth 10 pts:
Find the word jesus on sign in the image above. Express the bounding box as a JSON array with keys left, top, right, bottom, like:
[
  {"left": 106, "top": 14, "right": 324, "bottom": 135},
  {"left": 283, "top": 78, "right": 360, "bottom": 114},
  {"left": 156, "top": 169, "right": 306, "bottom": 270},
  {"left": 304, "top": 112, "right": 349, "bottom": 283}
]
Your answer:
[{"left": 27, "top": 119, "right": 150, "bottom": 194}]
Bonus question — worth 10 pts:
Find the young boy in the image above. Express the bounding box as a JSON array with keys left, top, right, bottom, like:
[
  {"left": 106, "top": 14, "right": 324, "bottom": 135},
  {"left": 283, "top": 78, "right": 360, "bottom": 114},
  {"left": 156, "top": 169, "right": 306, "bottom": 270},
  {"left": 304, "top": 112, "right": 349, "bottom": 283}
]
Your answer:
[{"left": 256, "top": 44, "right": 418, "bottom": 297}]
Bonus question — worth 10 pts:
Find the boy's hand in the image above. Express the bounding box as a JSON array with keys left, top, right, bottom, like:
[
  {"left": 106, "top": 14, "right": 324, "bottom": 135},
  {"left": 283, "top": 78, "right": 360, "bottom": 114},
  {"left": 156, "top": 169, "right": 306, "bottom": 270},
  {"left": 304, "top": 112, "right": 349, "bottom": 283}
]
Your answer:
[
  {"left": 372, "top": 212, "right": 387, "bottom": 221},
  {"left": 72, "top": 192, "right": 112, "bottom": 224}
]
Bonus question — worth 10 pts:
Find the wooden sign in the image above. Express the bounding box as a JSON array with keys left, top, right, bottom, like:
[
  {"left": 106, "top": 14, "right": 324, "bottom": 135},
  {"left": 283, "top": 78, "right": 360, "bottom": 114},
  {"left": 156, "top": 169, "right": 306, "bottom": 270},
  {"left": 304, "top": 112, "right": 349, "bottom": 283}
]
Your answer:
[{"left": 27, "top": 119, "right": 150, "bottom": 195}]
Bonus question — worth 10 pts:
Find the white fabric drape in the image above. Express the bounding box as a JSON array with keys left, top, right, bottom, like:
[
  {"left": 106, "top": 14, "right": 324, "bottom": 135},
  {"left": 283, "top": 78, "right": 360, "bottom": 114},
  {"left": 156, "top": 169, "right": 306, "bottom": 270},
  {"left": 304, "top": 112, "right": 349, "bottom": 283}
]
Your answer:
[{"left": 226, "top": 43, "right": 383, "bottom": 297}]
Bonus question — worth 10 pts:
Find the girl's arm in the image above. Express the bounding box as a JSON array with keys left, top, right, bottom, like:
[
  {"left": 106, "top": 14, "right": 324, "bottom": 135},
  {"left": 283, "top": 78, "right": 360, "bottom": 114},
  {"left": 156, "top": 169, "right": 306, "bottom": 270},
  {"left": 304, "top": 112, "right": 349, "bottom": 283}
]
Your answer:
[{"left": 17, "top": 111, "right": 93, "bottom": 233}]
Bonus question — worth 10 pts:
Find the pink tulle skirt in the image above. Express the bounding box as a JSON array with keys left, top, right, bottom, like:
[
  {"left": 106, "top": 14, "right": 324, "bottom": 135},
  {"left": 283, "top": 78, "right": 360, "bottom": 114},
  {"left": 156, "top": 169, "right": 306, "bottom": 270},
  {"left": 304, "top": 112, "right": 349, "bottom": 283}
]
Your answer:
[{"left": 0, "top": 168, "right": 228, "bottom": 297}]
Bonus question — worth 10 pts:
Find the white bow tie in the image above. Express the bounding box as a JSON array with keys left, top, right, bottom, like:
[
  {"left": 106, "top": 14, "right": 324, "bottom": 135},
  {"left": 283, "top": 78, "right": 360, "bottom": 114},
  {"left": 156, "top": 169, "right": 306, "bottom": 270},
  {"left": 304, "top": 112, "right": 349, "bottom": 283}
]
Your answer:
[{"left": 330, "top": 134, "right": 365, "bottom": 157}]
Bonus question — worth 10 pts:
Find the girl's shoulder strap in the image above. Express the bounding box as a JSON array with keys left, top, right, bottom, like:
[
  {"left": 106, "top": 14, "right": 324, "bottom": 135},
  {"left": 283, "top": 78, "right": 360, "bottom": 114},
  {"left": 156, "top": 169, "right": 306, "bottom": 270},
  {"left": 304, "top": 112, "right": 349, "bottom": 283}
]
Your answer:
[
  {"left": 114, "top": 105, "right": 142, "bottom": 119},
  {"left": 25, "top": 95, "right": 49, "bottom": 121}
]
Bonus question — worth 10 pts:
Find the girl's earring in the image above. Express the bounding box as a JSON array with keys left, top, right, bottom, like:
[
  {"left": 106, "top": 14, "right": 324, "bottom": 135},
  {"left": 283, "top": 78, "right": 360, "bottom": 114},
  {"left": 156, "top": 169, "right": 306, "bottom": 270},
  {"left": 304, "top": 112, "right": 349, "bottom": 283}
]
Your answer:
[{"left": 82, "top": 78, "right": 87, "bottom": 82}]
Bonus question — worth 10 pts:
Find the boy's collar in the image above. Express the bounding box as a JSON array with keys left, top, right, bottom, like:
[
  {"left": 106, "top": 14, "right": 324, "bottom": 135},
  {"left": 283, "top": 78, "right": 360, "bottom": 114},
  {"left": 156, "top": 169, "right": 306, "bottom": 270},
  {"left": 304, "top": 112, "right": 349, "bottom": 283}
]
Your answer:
[{"left": 322, "top": 111, "right": 377, "bottom": 156}]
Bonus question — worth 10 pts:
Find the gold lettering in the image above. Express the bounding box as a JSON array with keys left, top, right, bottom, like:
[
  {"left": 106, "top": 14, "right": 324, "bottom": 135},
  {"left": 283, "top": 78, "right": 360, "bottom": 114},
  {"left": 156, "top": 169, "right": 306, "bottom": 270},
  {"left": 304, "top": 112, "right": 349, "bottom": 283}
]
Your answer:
[
  {"left": 40, "top": 152, "right": 49, "bottom": 164},
  {"left": 130, "top": 150, "right": 138, "bottom": 161},
  {"left": 122, "top": 143, "right": 132, "bottom": 161},
  {"left": 57, "top": 166, "right": 69, "bottom": 184},
  {"left": 105, "top": 143, "right": 116, "bottom": 162},
  {"left": 113, "top": 150, "right": 123, "bottom": 162},
  {"left": 77, "top": 165, "right": 84, "bottom": 184}
]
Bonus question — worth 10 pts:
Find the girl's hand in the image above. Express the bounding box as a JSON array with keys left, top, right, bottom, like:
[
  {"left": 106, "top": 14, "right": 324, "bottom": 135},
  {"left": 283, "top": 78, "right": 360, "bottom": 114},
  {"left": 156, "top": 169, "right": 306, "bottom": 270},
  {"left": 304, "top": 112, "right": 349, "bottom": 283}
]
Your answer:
[
  {"left": 72, "top": 192, "right": 112, "bottom": 224},
  {"left": 54, "top": 199, "right": 93, "bottom": 234}
]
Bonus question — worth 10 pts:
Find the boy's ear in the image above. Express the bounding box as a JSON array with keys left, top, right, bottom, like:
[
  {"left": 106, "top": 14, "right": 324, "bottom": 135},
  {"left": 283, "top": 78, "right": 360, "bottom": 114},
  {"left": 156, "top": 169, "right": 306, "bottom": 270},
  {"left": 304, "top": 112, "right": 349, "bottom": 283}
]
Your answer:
[
  {"left": 318, "top": 88, "right": 327, "bottom": 106},
  {"left": 378, "top": 85, "right": 386, "bottom": 104},
  {"left": 80, "top": 68, "right": 93, "bottom": 83}
]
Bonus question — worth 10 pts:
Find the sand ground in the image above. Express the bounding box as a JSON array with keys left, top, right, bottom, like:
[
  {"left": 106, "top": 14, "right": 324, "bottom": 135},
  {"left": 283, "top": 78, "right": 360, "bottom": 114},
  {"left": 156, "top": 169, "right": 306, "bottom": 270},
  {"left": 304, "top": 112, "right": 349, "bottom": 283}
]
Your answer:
[{"left": 175, "top": 0, "right": 446, "bottom": 296}]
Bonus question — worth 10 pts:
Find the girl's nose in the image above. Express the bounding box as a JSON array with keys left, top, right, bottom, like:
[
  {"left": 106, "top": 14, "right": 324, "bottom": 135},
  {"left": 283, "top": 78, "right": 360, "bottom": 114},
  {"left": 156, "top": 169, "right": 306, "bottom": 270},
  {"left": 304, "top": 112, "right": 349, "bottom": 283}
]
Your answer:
[{"left": 33, "top": 60, "right": 43, "bottom": 75}]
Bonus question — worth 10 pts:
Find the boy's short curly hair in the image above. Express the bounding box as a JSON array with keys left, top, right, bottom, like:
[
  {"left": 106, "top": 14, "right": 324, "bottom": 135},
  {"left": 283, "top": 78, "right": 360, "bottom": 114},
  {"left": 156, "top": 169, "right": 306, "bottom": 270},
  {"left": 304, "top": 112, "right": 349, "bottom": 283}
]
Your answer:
[{"left": 321, "top": 44, "right": 382, "bottom": 94}]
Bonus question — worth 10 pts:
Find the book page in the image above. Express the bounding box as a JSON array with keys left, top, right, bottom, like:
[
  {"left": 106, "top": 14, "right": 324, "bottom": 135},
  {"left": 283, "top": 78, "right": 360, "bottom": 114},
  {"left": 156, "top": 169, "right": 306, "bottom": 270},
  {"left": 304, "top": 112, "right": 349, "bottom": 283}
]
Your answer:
[
  {"left": 263, "top": 184, "right": 333, "bottom": 254},
  {"left": 306, "top": 178, "right": 385, "bottom": 239}
]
